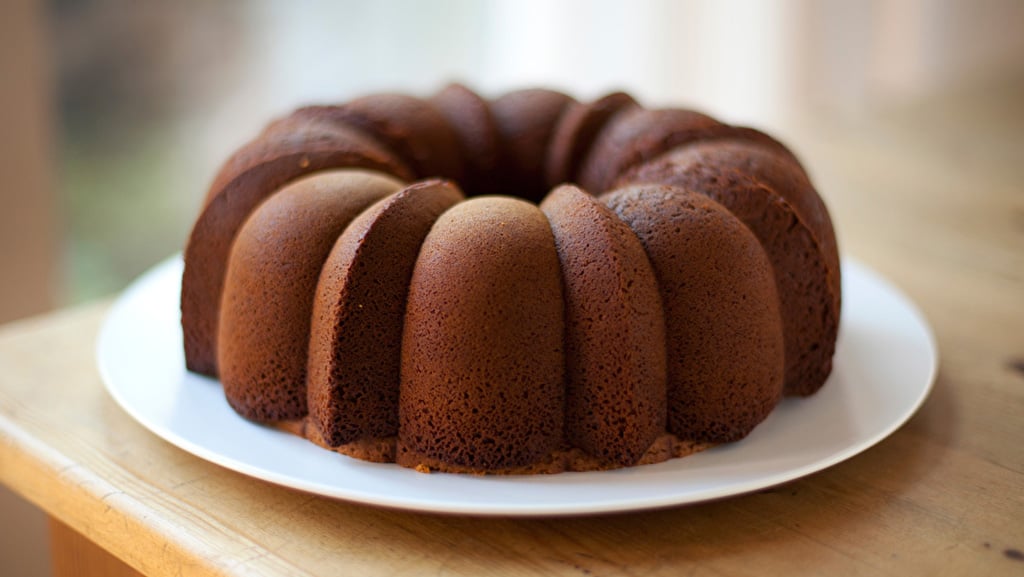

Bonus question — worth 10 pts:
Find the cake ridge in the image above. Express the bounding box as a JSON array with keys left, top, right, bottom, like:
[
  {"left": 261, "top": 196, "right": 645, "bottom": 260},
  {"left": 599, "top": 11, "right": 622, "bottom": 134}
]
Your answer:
[
  {"left": 615, "top": 141, "right": 840, "bottom": 395},
  {"left": 183, "top": 123, "right": 413, "bottom": 377},
  {"left": 218, "top": 169, "right": 405, "bottom": 421},
  {"left": 541, "top": 184, "right": 667, "bottom": 465},
  {"left": 306, "top": 179, "right": 463, "bottom": 447}
]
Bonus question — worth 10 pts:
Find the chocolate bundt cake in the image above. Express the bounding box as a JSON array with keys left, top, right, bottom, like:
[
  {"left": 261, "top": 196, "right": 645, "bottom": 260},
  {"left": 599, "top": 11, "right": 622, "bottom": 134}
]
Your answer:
[{"left": 181, "top": 85, "right": 841, "bottom": 474}]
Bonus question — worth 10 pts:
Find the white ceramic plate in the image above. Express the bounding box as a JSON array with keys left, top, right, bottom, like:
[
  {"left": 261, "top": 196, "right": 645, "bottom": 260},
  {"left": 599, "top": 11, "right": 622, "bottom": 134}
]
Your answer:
[{"left": 96, "top": 255, "right": 937, "bottom": 516}]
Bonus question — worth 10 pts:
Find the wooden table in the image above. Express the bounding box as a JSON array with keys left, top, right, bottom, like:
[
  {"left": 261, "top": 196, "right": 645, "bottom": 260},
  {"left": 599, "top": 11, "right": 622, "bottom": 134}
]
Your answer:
[{"left": 2, "top": 86, "right": 1022, "bottom": 576}]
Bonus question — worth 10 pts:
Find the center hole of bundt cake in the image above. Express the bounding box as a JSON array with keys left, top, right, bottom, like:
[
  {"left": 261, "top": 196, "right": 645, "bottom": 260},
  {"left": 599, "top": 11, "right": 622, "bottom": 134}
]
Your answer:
[
  {"left": 427, "top": 85, "right": 587, "bottom": 204},
  {"left": 453, "top": 172, "right": 557, "bottom": 205}
]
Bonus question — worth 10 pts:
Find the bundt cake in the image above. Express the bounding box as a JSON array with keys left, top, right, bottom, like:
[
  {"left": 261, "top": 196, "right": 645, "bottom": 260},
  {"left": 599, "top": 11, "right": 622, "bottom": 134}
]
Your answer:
[{"left": 181, "top": 85, "right": 841, "bottom": 474}]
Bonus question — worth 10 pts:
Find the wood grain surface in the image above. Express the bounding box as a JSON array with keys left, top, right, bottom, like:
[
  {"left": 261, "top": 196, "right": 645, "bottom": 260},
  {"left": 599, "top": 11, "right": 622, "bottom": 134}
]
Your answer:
[{"left": 1, "top": 85, "right": 1022, "bottom": 576}]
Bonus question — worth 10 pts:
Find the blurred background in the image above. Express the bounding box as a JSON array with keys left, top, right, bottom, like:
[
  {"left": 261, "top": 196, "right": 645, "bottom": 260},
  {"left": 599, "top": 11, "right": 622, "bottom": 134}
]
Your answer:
[{"left": 1, "top": 0, "right": 1022, "bottom": 575}]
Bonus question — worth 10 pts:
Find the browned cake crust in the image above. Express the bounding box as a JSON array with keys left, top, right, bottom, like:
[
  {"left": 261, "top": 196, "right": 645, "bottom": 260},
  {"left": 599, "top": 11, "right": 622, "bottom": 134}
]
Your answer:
[
  {"left": 201, "top": 106, "right": 415, "bottom": 208},
  {"left": 540, "top": 184, "right": 667, "bottom": 466},
  {"left": 398, "top": 197, "right": 566, "bottom": 470},
  {"left": 182, "top": 122, "right": 412, "bottom": 377},
  {"left": 489, "top": 89, "right": 575, "bottom": 201},
  {"left": 218, "top": 170, "right": 404, "bottom": 421},
  {"left": 603, "top": 185, "right": 785, "bottom": 442},
  {"left": 617, "top": 141, "right": 840, "bottom": 395},
  {"left": 327, "top": 93, "right": 465, "bottom": 181},
  {"left": 622, "top": 138, "right": 839, "bottom": 307},
  {"left": 577, "top": 107, "right": 723, "bottom": 193},
  {"left": 306, "top": 180, "right": 464, "bottom": 447},
  {"left": 430, "top": 83, "right": 502, "bottom": 195},
  {"left": 544, "top": 91, "right": 637, "bottom": 188}
]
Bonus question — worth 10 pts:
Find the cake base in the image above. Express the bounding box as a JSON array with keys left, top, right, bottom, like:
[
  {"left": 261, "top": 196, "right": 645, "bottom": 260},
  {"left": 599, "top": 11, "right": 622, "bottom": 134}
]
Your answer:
[{"left": 274, "top": 419, "right": 712, "bottom": 475}]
